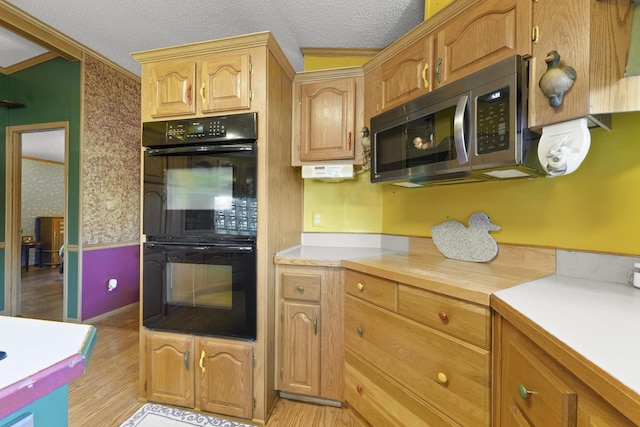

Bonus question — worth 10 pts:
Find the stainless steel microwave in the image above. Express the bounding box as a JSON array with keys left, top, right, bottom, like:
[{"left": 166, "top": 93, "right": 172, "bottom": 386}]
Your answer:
[{"left": 370, "top": 55, "right": 546, "bottom": 186}]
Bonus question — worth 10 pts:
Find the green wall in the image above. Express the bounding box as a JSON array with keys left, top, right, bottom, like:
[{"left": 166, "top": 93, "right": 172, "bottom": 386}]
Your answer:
[{"left": 0, "top": 58, "right": 81, "bottom": 315}]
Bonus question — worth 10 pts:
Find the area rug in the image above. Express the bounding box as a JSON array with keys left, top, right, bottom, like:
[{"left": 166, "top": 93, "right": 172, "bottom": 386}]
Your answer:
[{"left": 119, "top": 403, "right": 256, "bottom": 427}]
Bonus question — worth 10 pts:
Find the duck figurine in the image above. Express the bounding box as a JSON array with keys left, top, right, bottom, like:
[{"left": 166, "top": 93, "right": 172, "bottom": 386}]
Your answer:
[
  {"left": 538, "top": 50, "right": 576, "bottom": 108},
  {"left": 431, "top": 212, "right": 500, "bottom": 263}
]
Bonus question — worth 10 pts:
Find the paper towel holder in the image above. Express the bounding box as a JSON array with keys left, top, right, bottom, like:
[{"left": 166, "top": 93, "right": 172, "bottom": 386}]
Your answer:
[{"left": 537, "top": 118, "right": 591, "bottom": 177}]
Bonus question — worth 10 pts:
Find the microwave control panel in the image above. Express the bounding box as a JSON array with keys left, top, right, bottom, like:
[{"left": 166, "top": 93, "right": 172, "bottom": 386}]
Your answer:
[{"left": 476, "top": 87, "right": 510, "bottom": 154}]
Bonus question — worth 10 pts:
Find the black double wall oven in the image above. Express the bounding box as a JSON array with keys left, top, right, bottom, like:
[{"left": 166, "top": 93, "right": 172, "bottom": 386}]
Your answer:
[{"left": 142, "top": 113, "right": 258, "bottom": 340}]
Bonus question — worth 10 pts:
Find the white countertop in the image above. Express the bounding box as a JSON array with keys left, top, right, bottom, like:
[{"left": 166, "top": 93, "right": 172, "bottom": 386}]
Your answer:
[
  {"left": 274, "top": 233, "right": 408, "bottom": 266},
  {"left": 276, "top": 245, "right": 402, "bottom": 262},
  {"left": 0, "top": 316, "right": 96, "bottom": 418},
  {"left": 494, "top": 275, "right": 640, "bottom": 394}
]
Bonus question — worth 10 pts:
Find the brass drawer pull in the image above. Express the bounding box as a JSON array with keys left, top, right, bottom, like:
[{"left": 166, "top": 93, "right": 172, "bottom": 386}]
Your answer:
[
  {"left": 437, "top": 372, "right": 448, "bottom": 384},
  {"left": 199, "top": 350, "right": 206, "bottom": 374},
  {"left": 297, "top": 285, "right": 305, "bottom": 293},
  {"left": 356, "top": 282, "right": 364, "bottom": 291},
  {"left": 422, "top": 62, "right": 429, "bottom": 89}
]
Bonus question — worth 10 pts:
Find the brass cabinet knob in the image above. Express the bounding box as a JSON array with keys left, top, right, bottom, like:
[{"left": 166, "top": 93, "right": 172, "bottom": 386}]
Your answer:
[
  {"left": 297, "top": 285, "right": 304, "bottom": 293},
  {"left": 356, "top": 282, "right": 364, "bottom": 291},
  {"left": 437, "top": 372, "right": 448, "bottom": 384}
]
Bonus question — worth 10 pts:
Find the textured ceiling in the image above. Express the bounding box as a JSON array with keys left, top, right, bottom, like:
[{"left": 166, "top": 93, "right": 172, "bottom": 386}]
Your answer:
[{"left": 2, "top": 0, "right": 425, "bottom": 76}]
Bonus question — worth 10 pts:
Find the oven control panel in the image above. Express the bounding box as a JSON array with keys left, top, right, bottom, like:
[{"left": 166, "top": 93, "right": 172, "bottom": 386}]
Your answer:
[
  {"left": 167, "top": 118, "right": 226, "bottom": 141},
  {"left": 142, "top": 112, "right": 257, "bottom": 147}
]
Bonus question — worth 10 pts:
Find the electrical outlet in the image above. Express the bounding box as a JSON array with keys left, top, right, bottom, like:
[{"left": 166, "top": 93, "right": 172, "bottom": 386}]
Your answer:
[{"left": 313, "top": 212, "right": 322, "bottom": 227}]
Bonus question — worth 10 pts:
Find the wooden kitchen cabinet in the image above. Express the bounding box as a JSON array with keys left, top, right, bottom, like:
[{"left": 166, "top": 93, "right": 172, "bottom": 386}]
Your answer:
[
  {"left": 433, "top": 0, "right": 531, "bottom": 88},
  {"left": 344, "top": 269, "right": 491, "bottom": 426},
  {"left": 197, "top": 339, "right": 253, "bottom": 418},
  {"left": 292, "top": 67, "right": 364, "bottom": 165},
  {"left": 146, "top": 332, "right": 195, "bottom": 408},
  {"left": 275, "top": 265, "right": 344, "bottom": 402},
  {"left": 528, "top": 0, "right": 638, "bottom": 128},
  {"left": 379, "top": 34, "right": 434, "bottom": 113},
  {"left": 141, "top": 50, "right": 252, "bottom": 121},
  {"left": 493, "top": 310, "right": 636, "bottom": 426},
  {"left": 145, "top": 331, "right": 253, "bottom": 419},
  {"left": 36, "top": 216, "right": 64, "bottom": 267}
]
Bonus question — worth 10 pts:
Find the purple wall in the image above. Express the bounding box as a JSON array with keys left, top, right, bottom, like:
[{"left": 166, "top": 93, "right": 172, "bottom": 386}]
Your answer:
[{"left": 81, "top": 245, "right": 140, "bottom": 320}]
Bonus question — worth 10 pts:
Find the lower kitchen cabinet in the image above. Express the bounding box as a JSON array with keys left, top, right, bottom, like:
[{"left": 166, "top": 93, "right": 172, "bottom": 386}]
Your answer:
[
  {"left": 275, "top": 264, "right": 344, "bottom": 402},
  {"left": 493, "top": 314, "right": 635, "bottom": 426},
  {"left": 344, "top": 268, "right": 491, "bottom": 426},
  {"left": 145, "top": 330, "right": 253, "bottom": 419}
]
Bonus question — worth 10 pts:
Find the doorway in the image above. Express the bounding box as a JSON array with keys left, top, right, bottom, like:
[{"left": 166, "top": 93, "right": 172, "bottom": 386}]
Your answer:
[{"left": 5, "top": 122, "right": 68, "bottom": 319}]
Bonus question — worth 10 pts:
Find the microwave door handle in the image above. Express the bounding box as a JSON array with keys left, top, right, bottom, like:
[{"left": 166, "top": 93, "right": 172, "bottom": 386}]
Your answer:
[{"left": 453, "top": 95, "right": 469, "bottom": 164}]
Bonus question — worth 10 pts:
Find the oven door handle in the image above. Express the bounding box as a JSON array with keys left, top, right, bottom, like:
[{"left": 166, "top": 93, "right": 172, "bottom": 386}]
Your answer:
[
  {"left": 145, "top": 143, "right": 255, "bottom": 156},
  {"left": 144, "top": 243, "right": 254, "bottom": 253}
]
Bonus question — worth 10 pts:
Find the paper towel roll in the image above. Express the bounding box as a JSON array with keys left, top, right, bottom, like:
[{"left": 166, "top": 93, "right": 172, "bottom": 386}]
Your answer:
[{"left": 537, "top": 118, "right": 591, "bottom": 176}]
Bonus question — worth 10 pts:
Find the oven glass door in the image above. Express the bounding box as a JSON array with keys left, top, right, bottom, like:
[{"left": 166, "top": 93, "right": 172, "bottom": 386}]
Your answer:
[
  {"left": 143, "top": 242, "right": 256, "bottom": 340},
  {"left": 143, "top": 145, "right": 257, "bottom": 241}
]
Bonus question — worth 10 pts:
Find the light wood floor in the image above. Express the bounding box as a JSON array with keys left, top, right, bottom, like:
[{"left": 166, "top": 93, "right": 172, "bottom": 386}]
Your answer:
[{"left": 20, "top": 267, "right": 361, "bottom": 426}]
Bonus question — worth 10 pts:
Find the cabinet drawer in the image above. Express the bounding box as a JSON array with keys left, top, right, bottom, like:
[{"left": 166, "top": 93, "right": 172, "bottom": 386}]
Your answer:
[
  {"left": 398, "top": 284, "right": 490, "bottom": 349},
  {"left": 345, "top": 351, "right": 457, "bottom": 427},
  {"left": 282, "top": 273, "right": 321, "bottom": 302},
  {"left": 345, "top": 295, "right": 490, "bottom": 426},
  {"left": 500, "top": 323, "right": 578, "bottom": 426},
  {"left": 345, "top": 269, "right": 396, "bottom": 311}
]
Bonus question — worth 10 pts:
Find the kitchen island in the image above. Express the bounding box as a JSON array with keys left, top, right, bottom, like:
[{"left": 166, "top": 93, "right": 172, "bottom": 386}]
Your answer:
[{"left": 0, "top": 316, "right": 96, "bottom": 426}]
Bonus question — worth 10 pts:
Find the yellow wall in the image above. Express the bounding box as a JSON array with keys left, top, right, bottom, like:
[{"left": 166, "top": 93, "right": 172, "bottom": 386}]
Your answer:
[
  {"left": 381, "top": 112, "right": 640, "bottom": 255},
  {"left": 304, "top": 172, "right": 384, "bottom": 232},
  {"left": 304, "top": 55, "right": 372, "bottom": 71},
  {"left": 300, "top": 53, "right": 640, "bottom": 256},
  {"left": 425, "top": 0, "right": 454, "bottom": 19}
]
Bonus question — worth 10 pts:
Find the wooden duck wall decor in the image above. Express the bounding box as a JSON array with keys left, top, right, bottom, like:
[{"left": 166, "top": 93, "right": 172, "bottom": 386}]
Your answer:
[
  {"left": 538, "top": 50, "right": 576, "bottom": 107},
  {"left": 431, "top": 212, "right": 500, "bottom": 263}
]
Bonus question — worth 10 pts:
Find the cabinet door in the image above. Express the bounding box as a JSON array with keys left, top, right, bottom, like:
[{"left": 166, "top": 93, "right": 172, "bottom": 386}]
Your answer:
[
  {"left": 298, "top": 77, "right": 356, "bottom": 161},
  {"left": 499, "top": 322, "right": 577, "bottom": 427},
  {"left": 279, "top": 301, "right": 321, "bottom": 396},
  {"left": 198, "top": 338, "right": 253, "bottom": 419},
  {"left": 146, "top": 333, "right": 195, "bottom": 408},
  {"left": 380, "top": 35, "right": 433, "bottom": 112},
  {"left": 434, "top": 0, "right": 531, "bottom": 88},
  {"left": 200, "top": 52, "right": 251, "bottom": 113},
  {"left": 528, "top": 0, "right": 589, "bottom": 128},
  {"left": 148, "top": 60, "right": 197, "bottom": 117}
]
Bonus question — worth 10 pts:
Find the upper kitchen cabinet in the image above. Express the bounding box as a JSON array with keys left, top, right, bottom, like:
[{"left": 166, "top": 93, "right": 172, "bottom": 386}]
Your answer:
[
  {"left": 528, "top": 0, "right": 639, "bottom": 129},
  {"left": 378, "top": 34, "right": 434, "bottom": 116},
  {"left": 433, "top": 0, "right": 531, "bottom": 88},
  {"left": 135, "top": 47, "right": 253, "bottom": 122},
  {"left": 363, "top": 0, "right": 529, "bottom": 122},
  {"left": 292, "top": 67, "right": 364, "bottom": 165}
]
